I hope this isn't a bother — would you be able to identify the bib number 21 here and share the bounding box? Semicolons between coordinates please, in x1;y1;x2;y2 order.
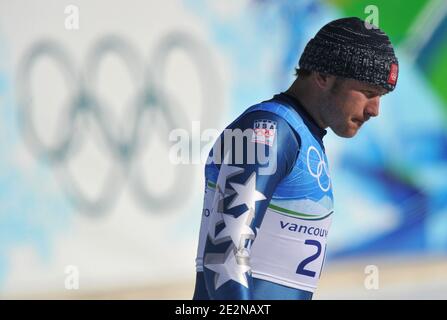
296;240;326;278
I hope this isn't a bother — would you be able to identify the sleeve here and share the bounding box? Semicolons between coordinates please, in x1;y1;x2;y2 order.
202;110;301;299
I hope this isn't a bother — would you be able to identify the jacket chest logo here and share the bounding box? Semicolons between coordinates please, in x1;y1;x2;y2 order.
306;146;331;192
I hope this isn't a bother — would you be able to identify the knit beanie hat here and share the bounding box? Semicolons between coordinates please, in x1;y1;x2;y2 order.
299;17;399;91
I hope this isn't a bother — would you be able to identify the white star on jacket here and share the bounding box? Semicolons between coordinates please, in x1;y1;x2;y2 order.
204;247;252;289
228;171;266;210
214;209;255;248
215;164;244;212
208;164;244;240
204;171;267;289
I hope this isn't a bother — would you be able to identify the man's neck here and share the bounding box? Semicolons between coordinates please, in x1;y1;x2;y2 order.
285;80;327;130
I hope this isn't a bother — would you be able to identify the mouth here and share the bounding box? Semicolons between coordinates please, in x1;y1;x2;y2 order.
352;119;364;127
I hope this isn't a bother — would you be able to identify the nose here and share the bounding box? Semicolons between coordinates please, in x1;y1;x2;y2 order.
365;96;380;119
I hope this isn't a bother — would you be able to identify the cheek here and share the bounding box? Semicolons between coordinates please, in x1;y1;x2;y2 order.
338;93;365;117
332;96;353;119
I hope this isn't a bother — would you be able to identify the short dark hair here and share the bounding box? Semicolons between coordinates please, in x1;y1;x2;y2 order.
295;68;311;78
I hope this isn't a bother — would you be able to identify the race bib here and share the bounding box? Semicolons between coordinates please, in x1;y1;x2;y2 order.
250;207;332;292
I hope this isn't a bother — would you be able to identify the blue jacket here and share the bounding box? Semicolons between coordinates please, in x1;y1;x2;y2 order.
193;93;334;300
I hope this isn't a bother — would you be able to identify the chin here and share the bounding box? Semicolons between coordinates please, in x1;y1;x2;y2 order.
334;127;358;138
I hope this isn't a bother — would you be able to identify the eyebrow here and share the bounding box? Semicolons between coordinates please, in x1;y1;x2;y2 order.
363;87;387;95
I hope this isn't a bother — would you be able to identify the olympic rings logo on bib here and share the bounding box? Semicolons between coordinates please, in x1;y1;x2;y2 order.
306;146;331;192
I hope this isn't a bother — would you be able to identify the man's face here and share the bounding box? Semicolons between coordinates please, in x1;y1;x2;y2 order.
321;78;388;138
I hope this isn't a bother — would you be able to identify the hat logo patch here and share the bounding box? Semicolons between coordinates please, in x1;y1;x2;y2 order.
387;63;398;85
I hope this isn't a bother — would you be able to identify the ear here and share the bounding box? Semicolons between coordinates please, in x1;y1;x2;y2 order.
313;72;336;90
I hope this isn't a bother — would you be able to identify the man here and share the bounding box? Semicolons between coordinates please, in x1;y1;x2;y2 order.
193;17;398;300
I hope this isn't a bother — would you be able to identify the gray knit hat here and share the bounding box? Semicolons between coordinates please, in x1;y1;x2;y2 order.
299;17;399;92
